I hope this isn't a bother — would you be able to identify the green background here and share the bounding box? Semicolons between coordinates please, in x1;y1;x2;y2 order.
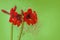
0;0;60;40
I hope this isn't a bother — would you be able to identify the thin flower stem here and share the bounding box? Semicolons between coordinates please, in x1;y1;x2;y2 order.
11;23;13;40
18;22;24;40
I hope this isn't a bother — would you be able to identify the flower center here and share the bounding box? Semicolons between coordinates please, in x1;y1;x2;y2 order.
26;14;31;19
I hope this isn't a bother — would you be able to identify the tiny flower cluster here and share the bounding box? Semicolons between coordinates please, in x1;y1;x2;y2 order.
2;6;37;27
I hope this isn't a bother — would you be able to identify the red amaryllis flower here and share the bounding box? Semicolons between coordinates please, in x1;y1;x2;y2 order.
9;6;22;27
23;9;37;25
2;6;22;27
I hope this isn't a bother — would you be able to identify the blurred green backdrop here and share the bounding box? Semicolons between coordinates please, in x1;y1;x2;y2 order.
0;0;60;40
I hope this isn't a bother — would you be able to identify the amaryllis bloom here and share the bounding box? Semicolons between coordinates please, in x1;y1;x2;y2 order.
2;6;22;27
9;6;22;27
23;9;37;25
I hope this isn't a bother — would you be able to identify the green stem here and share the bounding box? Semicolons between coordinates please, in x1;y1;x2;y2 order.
18;22;24;40
11;24;13;40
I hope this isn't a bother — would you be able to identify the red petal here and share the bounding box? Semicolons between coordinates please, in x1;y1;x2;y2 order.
13;12;18;16
10;8;14;15
13;17;17;25
26;20;30;25
27;8;32;14
13;6;17;11
16;20;20;27
9;17;13;22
